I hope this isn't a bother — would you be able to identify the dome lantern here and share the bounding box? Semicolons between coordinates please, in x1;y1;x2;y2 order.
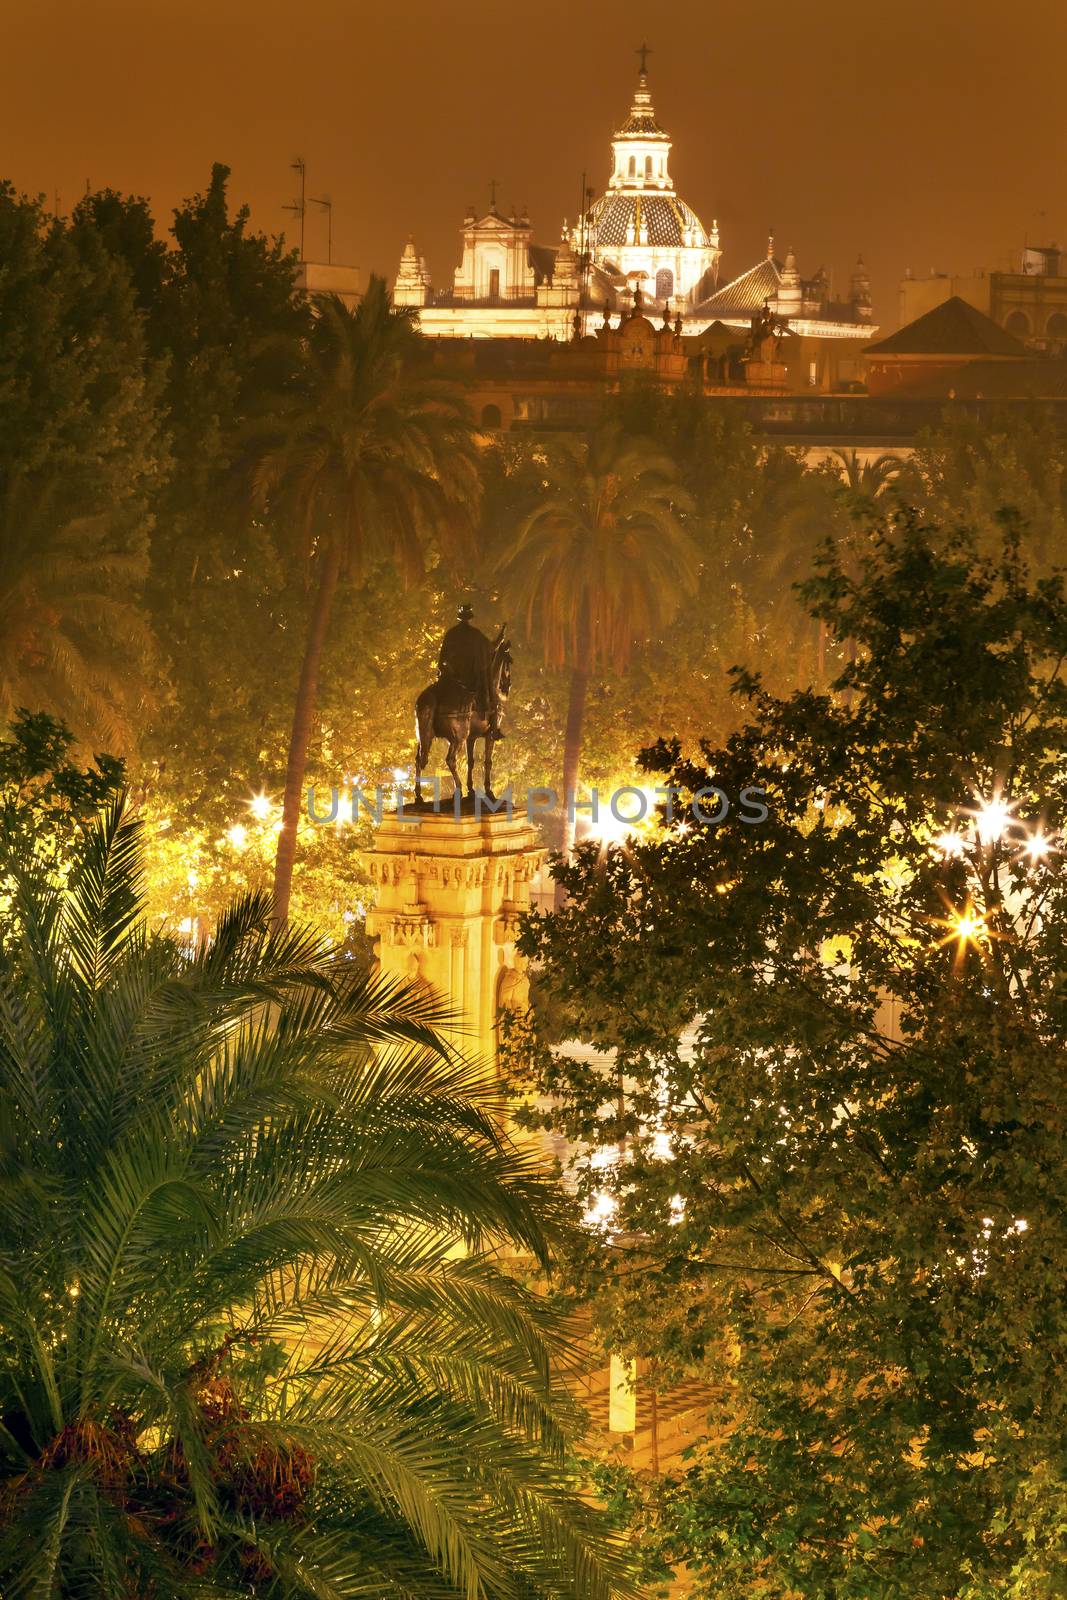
578;52;722;308
609;58;673;194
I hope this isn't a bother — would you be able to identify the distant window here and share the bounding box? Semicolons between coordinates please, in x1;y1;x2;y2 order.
644;155;653;178
488;268;500;299
628;156;636;178
1047;311;1067;338
1005;310;1030;336
655;267;674;300
480;403;502;431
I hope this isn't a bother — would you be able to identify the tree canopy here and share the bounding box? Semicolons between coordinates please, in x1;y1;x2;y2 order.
508;513;1067;1599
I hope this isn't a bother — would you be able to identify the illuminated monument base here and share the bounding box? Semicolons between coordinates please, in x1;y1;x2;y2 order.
364;809;544;1065
363;806;712;1467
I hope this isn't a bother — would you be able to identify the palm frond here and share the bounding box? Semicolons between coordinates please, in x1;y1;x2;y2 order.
0;812;633;1599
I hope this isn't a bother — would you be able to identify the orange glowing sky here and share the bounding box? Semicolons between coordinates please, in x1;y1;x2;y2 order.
4;0;1066;330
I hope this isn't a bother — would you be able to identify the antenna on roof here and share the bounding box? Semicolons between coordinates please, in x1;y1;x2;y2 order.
310;194;332;263
283;157;307;260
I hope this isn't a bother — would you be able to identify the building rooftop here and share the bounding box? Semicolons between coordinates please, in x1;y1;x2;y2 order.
867;295;1027;357
693;256;782;318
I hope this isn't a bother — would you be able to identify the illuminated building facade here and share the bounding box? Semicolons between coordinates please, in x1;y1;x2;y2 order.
393;58;875;352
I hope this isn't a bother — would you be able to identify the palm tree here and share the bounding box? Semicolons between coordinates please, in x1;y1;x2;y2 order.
0;800;634;1599
249;279;481;924
827;447;903;504
496;425;697;853
0;475;153;751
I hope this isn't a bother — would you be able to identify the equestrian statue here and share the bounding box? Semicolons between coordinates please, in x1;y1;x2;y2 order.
414;603;511;804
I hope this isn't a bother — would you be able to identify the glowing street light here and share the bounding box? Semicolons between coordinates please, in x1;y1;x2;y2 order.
227;823;248;851
935;830;966;859
248;792;272;821
586;810;635;847
945;907;986;947
583;1190;617;1229
1023;831;1053;862
974;796;1013;845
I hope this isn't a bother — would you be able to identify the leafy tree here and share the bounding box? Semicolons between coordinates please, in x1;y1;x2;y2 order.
71;167;310;728
136;564;455;957
149;163;310;509
70;169;321;931
0;799;635;1600
0;184;163;755
69;188;168;319
508;513;1067;1598
0;711;123;943
495;424;697;850
0;182;162;520
246;281;481;922
901;404;1067;570
74;164;309;503
0;476;153;749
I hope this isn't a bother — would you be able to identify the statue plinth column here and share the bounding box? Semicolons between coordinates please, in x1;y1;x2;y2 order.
364;811;545;1064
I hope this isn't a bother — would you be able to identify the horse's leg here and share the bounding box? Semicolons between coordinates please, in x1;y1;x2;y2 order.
445;729;463;803
466;730;477;798
484;727;494;801
414;705;432;802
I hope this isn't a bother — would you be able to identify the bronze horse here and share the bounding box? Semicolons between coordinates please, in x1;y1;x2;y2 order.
414;628;511;803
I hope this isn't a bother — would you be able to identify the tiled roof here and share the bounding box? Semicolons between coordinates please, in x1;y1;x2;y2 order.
693;256;782;317
590;192;708;252
616;104;667;136
865;296;1027;357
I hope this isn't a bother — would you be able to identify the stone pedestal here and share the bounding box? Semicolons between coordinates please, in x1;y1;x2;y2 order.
364;811;545;1064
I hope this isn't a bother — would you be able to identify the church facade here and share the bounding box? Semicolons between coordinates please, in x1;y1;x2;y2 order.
393;59;875;348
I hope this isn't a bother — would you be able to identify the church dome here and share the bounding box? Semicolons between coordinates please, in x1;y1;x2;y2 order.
578;58;719;301
589;191;709;254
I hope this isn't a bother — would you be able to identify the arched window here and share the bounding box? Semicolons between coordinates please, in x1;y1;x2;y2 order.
644;155;653;178
1005;310;1031;337
655;267;674;301
479;403;502;431
628;156;636;178
1047;311;1067;339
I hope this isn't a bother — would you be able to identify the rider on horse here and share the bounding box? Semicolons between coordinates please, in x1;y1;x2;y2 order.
438;604;505;739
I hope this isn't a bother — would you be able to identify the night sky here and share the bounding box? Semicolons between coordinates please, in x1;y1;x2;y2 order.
5;0;1066;332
